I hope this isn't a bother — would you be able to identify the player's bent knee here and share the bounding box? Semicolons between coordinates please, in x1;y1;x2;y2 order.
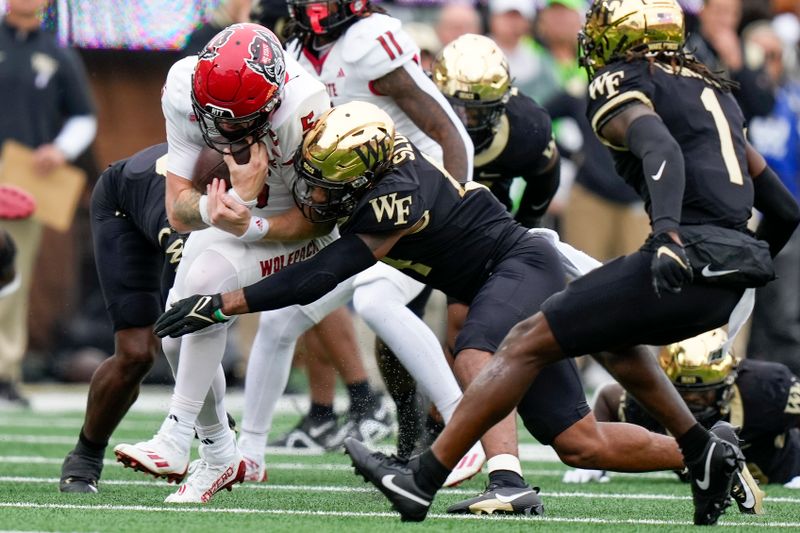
552;414;605;469
115;328;158;377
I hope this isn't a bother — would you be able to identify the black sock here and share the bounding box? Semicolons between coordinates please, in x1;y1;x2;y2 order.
76;429;107;458
488;469;528;488
677;423;712;465
347;380;376;418
309;402;335;423
416;449;449;495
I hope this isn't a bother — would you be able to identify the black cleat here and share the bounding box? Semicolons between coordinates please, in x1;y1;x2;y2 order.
687;422;740;525
344;437;434;522
446;482;544;516
709;421;765;515
270;414;341;451
59;450;103;493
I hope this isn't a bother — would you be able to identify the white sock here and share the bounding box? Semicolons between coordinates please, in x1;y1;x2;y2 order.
352;278;462;421
196;365;228;428
487;453;523;476
239;305;315;459
161;393;203;455
196;422;238;463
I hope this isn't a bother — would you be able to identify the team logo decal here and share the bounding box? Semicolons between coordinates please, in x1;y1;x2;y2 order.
246;30;286;90
198;28;234;63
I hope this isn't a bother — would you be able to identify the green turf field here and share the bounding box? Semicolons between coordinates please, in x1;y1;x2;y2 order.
1;391;798;532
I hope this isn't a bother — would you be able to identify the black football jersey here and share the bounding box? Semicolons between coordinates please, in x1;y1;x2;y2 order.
100;143;181;255
339;134;530;303
474;90;557;223
587;60;754;231
621;358;800;484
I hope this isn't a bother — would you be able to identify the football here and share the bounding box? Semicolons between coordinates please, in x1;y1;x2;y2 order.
190;145;251;192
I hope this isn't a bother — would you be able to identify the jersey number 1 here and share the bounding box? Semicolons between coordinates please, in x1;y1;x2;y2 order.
700;88;744;185
376;31;403;60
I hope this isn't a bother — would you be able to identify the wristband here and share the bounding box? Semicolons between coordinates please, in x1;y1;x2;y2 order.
238;216;270;242
227;188;258;208
213;308;231;322
198;195;212;226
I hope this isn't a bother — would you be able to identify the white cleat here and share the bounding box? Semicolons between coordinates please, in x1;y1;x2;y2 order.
114;435;189;484
444;441;486;487
165;453;246;503
243;455;268;483
562;468;610;484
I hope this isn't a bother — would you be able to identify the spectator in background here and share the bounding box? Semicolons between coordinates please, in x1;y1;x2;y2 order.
685;0;775;121
488;0;558;104
435;2;481;47
745;21;800;376
182;0;253;56
404;21;442;71
0;0;96;406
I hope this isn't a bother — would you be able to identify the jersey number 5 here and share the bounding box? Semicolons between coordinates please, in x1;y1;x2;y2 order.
700;88;744;185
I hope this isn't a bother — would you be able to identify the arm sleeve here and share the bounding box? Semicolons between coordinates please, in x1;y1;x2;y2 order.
515;152;560;227
625;114;685;234
242;234;377;312
753;165;800;257
53;115;97;161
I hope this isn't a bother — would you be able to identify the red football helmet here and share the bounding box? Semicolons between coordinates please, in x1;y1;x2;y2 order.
191;23;286;153
287;0;369;36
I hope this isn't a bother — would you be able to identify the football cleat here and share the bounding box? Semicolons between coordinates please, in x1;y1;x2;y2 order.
443;440;486;487
708;421;765;515
243;454;268;483
446;482;544;516
0;185;35;220
270;415;341;451
113;434;189;484
59;450;103;493
332;397;395;449
344;437;434;522
686;421;741;525
164;451;246;503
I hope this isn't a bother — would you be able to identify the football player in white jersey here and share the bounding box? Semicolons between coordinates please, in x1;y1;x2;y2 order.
239;0;481;481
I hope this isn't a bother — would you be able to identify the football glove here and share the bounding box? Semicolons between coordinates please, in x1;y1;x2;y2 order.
154;293;229;338
650;232;693;297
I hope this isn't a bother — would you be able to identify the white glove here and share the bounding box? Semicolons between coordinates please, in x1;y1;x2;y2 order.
562;468;610;484
784;475;800;489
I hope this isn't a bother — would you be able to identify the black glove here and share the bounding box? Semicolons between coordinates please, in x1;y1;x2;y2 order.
154;293;229;338
650;232;693;297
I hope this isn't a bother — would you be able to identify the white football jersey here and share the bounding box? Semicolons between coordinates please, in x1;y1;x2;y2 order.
287;13;472;179
161;54;330;217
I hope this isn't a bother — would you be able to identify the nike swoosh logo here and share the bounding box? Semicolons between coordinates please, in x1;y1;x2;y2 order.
737;473;755;507
495;490;534;503
187;296;215;323
381;475;430;506
651;160;666;181
657;246;688;269
695;441;715;491
701;265;739;277
308;421;335;439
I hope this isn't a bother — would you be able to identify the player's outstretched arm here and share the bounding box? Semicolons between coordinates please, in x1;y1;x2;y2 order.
747;142;800;257
154;231;404;337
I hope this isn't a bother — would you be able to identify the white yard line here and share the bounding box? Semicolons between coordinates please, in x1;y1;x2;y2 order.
0;501;798;528
4;476;800;504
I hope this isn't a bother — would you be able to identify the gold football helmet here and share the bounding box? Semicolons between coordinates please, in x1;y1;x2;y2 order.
293;101;395;222
579;0;685;77
431;34;511;151
659;328;738;423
